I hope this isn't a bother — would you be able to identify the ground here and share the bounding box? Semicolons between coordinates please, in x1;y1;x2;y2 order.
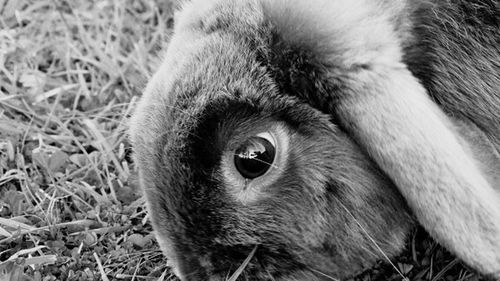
0;0;490;280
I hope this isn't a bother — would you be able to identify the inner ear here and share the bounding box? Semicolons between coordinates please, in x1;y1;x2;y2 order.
336;64;500;276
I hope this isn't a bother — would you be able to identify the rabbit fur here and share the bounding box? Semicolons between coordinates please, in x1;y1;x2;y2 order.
130;0;500;280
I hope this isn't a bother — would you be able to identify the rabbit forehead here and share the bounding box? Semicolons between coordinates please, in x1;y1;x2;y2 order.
136;0;409;130
176;0;408;67
160;0;414;121
130;32;268;162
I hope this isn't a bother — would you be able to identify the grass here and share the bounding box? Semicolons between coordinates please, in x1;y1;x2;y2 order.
0;0;490;280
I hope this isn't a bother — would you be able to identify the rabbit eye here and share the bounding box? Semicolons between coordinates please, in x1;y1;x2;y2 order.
234;133;276;179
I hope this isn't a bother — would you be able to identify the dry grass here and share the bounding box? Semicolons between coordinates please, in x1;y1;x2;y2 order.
0;0;489;280
1;0;174;279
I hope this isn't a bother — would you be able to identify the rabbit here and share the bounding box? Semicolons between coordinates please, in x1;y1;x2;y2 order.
130;0;500;280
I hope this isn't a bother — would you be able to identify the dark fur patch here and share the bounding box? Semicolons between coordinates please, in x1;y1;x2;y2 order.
405;0;500;151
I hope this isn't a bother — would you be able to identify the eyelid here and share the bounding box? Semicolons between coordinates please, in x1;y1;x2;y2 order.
256;132;276;147
221;123;290;204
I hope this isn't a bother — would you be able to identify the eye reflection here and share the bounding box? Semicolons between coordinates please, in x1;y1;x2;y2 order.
234;135;276;179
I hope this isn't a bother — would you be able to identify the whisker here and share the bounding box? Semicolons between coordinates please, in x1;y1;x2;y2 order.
308;268;341;281
334;197;409;281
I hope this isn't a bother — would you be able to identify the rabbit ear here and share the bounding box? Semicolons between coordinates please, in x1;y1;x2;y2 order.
336;64;500;277
262;0;500;275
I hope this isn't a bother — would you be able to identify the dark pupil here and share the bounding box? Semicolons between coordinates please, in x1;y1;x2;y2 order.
234;137;276;179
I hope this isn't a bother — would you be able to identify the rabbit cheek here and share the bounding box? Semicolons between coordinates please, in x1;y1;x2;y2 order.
153;231;210;281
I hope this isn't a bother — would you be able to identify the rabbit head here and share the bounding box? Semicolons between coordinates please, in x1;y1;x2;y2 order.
130;1;413;280
130;0;500;280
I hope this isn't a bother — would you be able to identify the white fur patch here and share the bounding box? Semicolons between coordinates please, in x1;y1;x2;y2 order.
339;65;500;275
261;0;406;68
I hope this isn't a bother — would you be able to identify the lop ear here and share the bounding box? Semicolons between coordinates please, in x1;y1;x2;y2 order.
336;65;500;277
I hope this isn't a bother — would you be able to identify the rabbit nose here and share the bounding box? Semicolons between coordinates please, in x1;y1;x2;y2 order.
174;253;210;281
